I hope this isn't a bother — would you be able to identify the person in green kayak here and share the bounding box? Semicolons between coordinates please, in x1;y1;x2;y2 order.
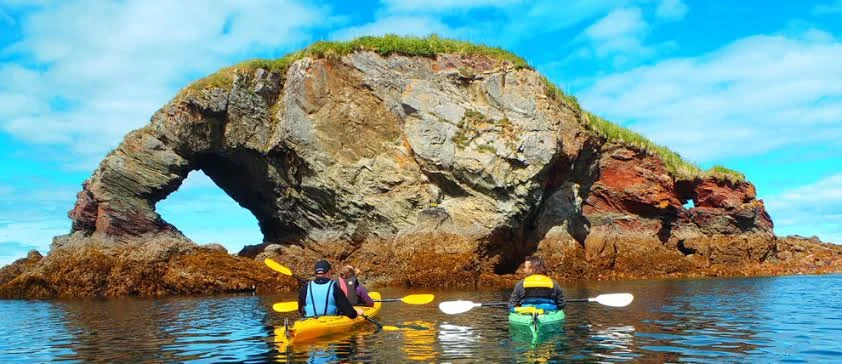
508;256;566;312
337;265;375;307
298;260;364;318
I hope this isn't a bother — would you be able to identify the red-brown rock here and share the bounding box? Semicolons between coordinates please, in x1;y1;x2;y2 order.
694;178;756;209
585;146;683;222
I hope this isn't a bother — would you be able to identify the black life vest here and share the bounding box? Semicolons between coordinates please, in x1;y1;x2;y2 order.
337;277;359;305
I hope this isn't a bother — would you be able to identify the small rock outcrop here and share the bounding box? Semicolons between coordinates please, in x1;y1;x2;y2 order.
2;37;839;297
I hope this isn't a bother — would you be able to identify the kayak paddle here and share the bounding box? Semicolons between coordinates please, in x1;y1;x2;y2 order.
271;293;434;312
273;301;300;312
373;294;435;305
568;293;634;307
438;301;506;314
361;315;400;331
438;293;634;315
264;258;307;282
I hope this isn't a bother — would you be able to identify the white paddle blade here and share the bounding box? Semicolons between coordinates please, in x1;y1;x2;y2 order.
592;293;634;307
438;300;479;315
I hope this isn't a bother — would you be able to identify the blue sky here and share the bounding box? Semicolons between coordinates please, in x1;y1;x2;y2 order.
1;0;841;265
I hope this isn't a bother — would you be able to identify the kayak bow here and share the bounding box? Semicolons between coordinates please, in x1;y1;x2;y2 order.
508;306;566;342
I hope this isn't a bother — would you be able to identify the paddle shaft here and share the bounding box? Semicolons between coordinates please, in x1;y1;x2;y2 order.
459;297;625;310
361;314;383;329
470;299;588;308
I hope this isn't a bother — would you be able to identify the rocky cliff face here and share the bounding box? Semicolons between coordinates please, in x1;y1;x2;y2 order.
2;45;839;298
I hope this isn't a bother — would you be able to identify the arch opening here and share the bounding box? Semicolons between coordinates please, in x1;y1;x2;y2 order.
155;170;263;254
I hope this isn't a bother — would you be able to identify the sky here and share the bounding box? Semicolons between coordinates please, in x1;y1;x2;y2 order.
1;0;840;265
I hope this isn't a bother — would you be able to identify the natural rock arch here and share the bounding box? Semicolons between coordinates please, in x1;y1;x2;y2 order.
65;54;580;260
67;69;300;245
63;50;773;275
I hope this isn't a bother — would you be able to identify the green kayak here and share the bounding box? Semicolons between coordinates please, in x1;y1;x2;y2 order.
508;307;566;342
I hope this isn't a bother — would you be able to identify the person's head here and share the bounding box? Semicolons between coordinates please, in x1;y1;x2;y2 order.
314;260;332;277
339;265;359;279
523;256;547;275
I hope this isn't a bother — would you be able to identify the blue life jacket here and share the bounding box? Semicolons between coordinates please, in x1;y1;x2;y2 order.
304;280;338;317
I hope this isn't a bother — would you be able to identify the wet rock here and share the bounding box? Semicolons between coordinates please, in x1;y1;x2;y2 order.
0;238;295;299
0;250;42;288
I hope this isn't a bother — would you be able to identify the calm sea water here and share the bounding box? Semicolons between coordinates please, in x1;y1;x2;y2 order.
2;274;841;363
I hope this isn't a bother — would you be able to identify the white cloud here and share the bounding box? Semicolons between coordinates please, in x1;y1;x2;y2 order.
330;16;454;41
579;30;842;162
586;7;648;40
380;0;522;13
584;7;651;58
517;0;642;32
655;0;688;21
812;0;842;15
0;0;330;171
765;173;842;244
332;0;649;49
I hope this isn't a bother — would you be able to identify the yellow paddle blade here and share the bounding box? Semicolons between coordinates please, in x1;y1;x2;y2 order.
264;258;293;276
382;325;400;331
401;294;435;305
272;301;299;312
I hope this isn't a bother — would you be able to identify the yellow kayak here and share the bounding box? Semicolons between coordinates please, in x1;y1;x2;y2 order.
275;291;382;346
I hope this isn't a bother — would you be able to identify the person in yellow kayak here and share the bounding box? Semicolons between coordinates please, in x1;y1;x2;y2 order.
337;265;375;307
298;260;364;318
508;256;566;312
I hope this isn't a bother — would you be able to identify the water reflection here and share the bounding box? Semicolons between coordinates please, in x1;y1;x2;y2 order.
399;320;437;362
589;325;637;362
437;323;481;360
272;323;378;363
1;275;841;362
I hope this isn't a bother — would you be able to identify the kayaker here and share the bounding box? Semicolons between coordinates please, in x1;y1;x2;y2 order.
337;265;376;307
508;256;566;312
298;260;364;318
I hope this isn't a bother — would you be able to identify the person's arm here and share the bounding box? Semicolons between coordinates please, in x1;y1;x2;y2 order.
332;282;359;319
508;281;525;311
553;281;566;309
356;283;375;307
298;283;308;315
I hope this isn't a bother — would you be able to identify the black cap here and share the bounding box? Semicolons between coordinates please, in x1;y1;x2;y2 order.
314;260;331;274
